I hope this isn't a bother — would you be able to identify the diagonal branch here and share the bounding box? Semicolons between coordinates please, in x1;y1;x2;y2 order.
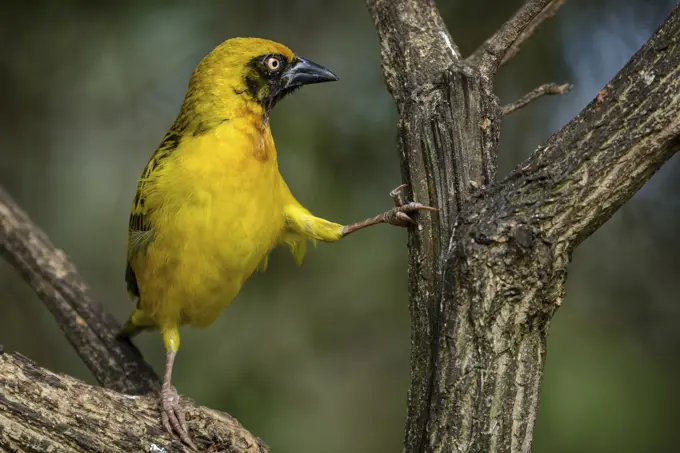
491;3;680;254
502;82;572;115
0;351;266;453
469;0;568;76
0;187;159;395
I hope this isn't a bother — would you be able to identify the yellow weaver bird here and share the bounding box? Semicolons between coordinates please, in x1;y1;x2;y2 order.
119;37;434;446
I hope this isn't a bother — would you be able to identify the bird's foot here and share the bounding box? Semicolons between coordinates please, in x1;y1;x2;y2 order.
161;385;197;450
382;184;438;227
340;184;437;237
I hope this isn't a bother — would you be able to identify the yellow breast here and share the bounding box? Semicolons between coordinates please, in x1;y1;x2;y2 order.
135;118;285;328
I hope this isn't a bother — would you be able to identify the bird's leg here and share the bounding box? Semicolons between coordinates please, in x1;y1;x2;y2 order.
341;184;437;237
160;329;196;450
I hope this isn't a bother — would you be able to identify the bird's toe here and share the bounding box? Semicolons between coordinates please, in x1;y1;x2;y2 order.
160;387;197;450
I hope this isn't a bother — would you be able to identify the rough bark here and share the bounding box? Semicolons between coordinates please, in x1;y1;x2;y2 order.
0;352;267;453
367;1;680;453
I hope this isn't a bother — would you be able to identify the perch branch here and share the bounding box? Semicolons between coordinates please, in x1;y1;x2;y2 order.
0;351;266;453
502;82;572;115
469;0;567;76
0;187;158;395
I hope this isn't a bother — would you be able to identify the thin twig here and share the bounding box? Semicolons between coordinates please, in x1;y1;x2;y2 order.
469;0;568;76
0;187;159;394
502;82;572;115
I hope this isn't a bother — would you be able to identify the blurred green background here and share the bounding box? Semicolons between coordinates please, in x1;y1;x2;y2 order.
1;0;679;452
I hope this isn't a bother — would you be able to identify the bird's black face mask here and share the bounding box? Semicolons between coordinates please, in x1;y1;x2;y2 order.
245;54;338;113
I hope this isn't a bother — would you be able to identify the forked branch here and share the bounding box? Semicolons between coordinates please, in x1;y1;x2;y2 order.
367;1;679;453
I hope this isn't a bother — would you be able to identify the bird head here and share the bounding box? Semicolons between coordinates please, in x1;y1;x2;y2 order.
184;38;338;121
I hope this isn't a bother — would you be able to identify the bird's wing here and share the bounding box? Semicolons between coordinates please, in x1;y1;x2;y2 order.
125;129;182;300
274;177;343;268
252;179;306;271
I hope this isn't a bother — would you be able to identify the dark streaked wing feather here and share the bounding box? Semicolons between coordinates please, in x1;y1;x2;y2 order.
125;128;182;300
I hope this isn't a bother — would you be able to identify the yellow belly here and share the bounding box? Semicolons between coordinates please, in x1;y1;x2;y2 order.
133;120;284;328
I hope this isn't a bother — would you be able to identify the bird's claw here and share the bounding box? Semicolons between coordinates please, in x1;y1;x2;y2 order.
390;183;408;207
161;385;197;450
384;185;438;228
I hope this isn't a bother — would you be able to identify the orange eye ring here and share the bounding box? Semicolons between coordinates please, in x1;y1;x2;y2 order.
265;56;281;71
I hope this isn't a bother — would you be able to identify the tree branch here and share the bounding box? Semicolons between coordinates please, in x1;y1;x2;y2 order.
0;187;158;394
496;4;680;251
0;351;266;453
469;0;568;76
502;82;572;115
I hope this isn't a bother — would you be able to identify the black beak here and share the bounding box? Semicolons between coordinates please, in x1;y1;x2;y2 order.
283;57;339;89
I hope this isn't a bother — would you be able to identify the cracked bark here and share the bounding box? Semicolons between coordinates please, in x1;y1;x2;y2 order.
367;1;679;452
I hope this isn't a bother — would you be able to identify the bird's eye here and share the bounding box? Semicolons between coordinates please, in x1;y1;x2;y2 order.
265;56;282;72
